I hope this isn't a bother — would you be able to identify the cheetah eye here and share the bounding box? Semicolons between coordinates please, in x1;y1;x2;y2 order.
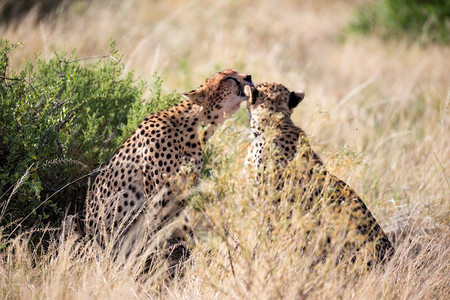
223;76;239;85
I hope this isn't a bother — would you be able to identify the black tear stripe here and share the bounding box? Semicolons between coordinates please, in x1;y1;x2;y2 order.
224;77;243;96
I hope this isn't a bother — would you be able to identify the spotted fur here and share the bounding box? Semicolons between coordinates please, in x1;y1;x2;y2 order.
84;69;254;268
245;82;394;266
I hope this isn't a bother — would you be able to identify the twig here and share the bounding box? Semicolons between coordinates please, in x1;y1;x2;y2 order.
47;91;75;116
0;75;23;81
57;54;116;77
201;210;238;278
224;228;237;278
54;108;76;132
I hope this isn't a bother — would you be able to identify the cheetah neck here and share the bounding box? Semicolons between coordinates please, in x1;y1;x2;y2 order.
249;115;322;168
250;113;298;142
171;100;225;146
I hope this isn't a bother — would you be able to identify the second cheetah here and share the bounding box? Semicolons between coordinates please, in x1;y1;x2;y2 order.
245;83;394;266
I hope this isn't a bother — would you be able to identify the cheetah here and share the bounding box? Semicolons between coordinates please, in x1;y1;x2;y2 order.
244;83;394;266
84;69;254;267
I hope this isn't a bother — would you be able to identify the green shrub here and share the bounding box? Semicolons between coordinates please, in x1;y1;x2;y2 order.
348;0;450;44
0;40;181;237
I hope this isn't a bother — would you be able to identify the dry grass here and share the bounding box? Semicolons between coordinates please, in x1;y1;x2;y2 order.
1;0;449;299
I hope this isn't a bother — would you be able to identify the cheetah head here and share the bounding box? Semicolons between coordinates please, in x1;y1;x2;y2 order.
245;82;305;123
183;69;254;119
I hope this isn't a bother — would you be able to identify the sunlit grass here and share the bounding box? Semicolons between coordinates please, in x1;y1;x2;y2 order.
0;0;449;299
0;115;448;298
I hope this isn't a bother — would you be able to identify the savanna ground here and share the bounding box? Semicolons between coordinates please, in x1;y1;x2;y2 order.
0;0;449;299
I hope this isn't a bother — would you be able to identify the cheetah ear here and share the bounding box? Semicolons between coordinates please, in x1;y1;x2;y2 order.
244;85;258;105
288;90;305;109
183;88;206;106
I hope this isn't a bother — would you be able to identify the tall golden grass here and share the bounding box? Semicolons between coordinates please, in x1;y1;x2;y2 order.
1;0;449;299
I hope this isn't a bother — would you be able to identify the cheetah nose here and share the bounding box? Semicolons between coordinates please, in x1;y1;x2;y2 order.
244;75;254;87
